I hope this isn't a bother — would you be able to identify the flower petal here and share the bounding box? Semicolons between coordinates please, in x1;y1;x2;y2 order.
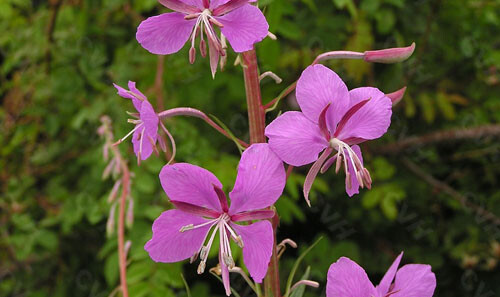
159;163;223;212
296;65;350;131
231;221;273;283
391;264;436;297
140;100;159;139
144;209;212;262
158;0;201;13
326;257;376;297
210;0;255;9
229;143;285;214
113;82;142;111
345;145;363;197
376;252;403;296
336;87;392;141
136;12;196;55
265;111;329;167
132;125;154;161
216;5;269;53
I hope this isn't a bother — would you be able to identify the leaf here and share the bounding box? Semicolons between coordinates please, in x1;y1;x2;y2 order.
436;92;456;120
284;237;323;297
289;266;311;297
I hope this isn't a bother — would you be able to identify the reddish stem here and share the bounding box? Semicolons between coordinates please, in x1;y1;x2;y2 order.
117;161;130;297
242;50;266;143
241;49;281;297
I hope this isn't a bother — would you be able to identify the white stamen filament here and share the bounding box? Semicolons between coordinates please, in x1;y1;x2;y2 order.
180;213;240;274
329;138;372;188
116;123;143;144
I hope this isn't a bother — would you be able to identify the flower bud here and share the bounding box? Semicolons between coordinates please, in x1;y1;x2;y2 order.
364;43;415;64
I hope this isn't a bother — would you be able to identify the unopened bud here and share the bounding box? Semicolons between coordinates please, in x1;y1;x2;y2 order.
108;180;122;203
124;240;132;258
106;203;117;237
189;47;196;64
364;43;415;64
386;86;407;106
126;197;134;228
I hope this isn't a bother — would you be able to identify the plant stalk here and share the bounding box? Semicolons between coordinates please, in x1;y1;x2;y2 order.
241;48;281;297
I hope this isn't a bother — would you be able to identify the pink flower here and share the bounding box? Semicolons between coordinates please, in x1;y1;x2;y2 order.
144;143;285;296
265;65;393;203
136;0;269;77
327;252;436;297
113;81;160;162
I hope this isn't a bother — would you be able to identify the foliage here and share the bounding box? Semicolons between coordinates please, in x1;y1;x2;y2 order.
1;0;499;296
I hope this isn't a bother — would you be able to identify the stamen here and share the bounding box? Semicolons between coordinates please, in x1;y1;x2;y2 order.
127;119;141;124
197;261;206;274
114;123;143;145
335;153;342;173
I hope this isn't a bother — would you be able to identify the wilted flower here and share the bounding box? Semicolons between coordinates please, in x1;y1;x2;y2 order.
136;0;269;77
327;252;436;297
265;65;393;203
144;143;285;296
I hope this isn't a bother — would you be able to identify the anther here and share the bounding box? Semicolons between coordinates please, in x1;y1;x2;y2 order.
197;261;206;274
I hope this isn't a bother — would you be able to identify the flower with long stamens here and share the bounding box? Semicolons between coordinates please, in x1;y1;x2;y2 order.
265;64;393;204
113;81;175;164
136;0;269;77
144;143;285;296
327;252;436;297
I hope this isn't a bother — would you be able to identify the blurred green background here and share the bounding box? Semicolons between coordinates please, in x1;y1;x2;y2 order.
1;0;500;296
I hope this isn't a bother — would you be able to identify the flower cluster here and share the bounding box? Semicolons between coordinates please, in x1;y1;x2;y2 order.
107;1;436;296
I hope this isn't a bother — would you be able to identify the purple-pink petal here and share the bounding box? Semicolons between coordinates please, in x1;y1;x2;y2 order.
220;250;231;296
296;65;350;131
391;264;436;297
229;143;285;214
336;87;392;141
326;257;377;297
159;163;224;212
210;0;255;9
140;100;159;138
216;5;269;53
231;221;273;283
136;12;196;55
145;209;212;262
265;111;329;167
376;252;403;295
345;145;363;197
132;125;155;160
113;82;142;112
158;0;201;14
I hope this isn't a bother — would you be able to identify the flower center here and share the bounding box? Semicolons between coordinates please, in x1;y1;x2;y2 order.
329;138;372;190
187;9;225;64
180;212;243;274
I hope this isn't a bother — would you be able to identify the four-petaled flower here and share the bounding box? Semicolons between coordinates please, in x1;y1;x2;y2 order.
144;143;285;296
265;64;393;203
113;81;163;163
136;0;269;77
327;252;436;297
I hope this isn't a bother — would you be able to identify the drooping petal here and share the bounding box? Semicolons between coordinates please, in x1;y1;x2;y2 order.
326;257;377;297
140;100;159;140
296;64;350;131
113;82;142;112
376;252;403;296
391;264;436;297
345;145;363;197
132;125;154;161
336;87;392;141
265;111;329;167
144;209;212;262
231;221;273;283
136;12;196;55
216;5;269;52
229;143;285;214
159;163;224;212
303;147;333;206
